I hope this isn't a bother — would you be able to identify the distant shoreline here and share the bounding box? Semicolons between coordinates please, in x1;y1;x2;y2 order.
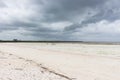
0;40;120;45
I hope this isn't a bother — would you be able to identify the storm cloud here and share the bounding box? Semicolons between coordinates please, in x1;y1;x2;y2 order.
0;0;120;41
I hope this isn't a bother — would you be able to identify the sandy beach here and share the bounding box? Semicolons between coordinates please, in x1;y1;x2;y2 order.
0;43;120;80
0;49;70;80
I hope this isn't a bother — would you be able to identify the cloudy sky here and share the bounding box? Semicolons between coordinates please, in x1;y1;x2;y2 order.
0;0;120;41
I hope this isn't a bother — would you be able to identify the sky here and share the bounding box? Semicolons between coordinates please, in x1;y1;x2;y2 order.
0;0;120;41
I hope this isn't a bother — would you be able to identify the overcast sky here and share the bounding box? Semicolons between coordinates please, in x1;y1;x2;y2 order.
0;0;120;41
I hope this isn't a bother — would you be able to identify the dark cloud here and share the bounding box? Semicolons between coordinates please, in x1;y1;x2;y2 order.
81;8;120;25
61;0;120;32
64;23;82;31
40;0;107;22
25;0;108;38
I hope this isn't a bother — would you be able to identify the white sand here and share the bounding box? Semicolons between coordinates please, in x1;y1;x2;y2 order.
0;50;70;80
0;43;120;80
